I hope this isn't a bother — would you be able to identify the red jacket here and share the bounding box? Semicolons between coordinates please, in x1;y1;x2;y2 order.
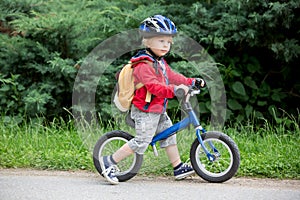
131;52;194;113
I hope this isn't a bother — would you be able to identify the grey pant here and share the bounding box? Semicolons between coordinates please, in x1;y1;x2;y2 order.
127;105;177;154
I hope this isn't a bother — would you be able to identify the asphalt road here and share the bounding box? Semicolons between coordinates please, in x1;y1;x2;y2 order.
0;169;299;200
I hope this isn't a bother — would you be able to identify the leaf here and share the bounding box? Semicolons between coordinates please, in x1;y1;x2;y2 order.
253;110;264;119
228;99;243;110
236;114;245;122
245;104;253;118
271;92;282;102
0;85;10;92
230;69;241;77
225;109;233;120
257;101;267;106
257;82;271;97
232;81;246;96
244;76;258;89
246;63;260;74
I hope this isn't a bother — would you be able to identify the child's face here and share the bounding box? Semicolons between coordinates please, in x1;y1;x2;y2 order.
146;36;173;57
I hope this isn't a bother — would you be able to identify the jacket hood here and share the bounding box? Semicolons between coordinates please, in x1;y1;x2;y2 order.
130;50;155;63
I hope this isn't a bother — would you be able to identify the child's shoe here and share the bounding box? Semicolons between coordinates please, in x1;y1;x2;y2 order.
174;163;195;180
100;156;119;185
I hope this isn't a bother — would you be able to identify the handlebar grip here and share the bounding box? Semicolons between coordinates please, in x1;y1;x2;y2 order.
175;88;185;98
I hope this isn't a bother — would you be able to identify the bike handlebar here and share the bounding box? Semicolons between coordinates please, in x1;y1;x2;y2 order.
175;87;201;99
175;87;201;111
175;88;186;98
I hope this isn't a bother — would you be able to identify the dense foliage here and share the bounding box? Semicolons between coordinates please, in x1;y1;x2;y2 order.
1;0;299;125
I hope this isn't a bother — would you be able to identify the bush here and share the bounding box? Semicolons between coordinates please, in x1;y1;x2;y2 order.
1;0;299;125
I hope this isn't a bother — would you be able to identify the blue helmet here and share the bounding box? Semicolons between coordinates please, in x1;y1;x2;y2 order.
139;15;177;38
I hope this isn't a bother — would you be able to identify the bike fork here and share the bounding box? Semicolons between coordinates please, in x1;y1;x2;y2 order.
195;126;217;162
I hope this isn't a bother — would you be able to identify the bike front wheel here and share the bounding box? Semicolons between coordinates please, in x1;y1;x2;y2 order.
93;130;143;182
190;131;240;183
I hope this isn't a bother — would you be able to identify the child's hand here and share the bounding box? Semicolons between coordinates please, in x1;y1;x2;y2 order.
195;78;206;88
175;84;189;95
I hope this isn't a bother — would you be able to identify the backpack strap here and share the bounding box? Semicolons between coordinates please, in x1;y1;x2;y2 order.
131;60;153;103
135;82;152;103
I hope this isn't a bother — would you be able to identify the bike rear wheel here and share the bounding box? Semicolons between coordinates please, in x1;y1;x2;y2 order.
190;131;240;183
93;130;143;182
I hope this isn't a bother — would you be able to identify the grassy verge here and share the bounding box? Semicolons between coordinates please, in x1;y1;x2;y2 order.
227;122;300;179
0;118;93;170
0;115;299;179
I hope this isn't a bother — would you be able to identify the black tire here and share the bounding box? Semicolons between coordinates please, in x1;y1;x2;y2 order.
93;130;143;182
190;131;240;183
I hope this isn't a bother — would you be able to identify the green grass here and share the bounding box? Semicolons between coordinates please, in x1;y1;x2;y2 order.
227;123;300;179
0;115;299;179
0;117;93;170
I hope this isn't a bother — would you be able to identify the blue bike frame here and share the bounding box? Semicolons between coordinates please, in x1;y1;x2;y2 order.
149;94;218;162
